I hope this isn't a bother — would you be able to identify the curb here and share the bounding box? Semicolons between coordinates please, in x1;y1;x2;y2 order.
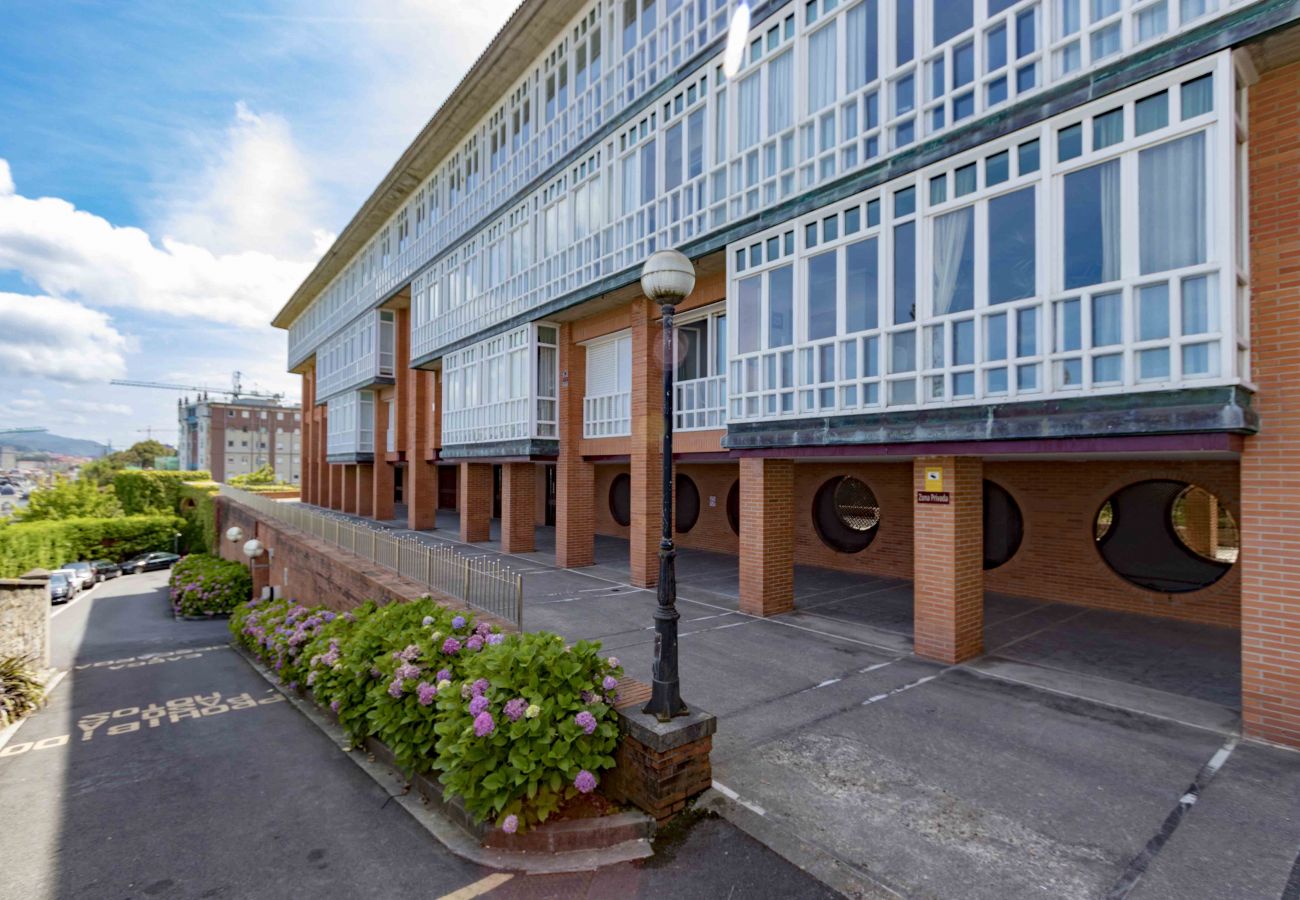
230;642;654;874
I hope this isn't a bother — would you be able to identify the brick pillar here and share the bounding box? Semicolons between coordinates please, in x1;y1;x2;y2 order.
313;407;328;507
460;462;492;543
629;298;663;587
1242;59;1300;748
301;370;315;505
501;462;536;553
556;323;595;567
327;463;343;510
738;458;794;616
1179;488;1216;558
912;456;983;664
356;464;374;517
340;464;359;514
407;368;438;530
373;397;395;520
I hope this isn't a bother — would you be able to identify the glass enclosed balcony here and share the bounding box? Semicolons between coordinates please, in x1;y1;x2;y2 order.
326;390;375;459
315;310;396;402
441;323;559;447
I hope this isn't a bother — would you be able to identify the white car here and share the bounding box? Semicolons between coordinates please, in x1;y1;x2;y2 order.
58;561;95;592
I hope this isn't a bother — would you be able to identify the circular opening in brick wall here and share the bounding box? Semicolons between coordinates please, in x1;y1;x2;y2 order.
675;474;700;533
1094;480;1236;593
608;473;631;528
812;476;880;554
983;480;1023;570
726;480;740;536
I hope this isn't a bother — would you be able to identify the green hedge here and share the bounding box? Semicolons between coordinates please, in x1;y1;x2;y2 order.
113;470;211;515
231;597;623;834
177;482;219;554
0;515;184;577
169;554;251;616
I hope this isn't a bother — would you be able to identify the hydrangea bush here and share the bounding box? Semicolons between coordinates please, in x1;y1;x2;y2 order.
228;596;623;832
168;553;252;617
434;632;623;831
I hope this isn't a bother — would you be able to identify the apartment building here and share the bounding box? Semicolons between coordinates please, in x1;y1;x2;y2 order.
178;396;303;484
272;0;1300;747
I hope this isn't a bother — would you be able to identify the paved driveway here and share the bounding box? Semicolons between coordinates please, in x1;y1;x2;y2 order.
0;572;835;899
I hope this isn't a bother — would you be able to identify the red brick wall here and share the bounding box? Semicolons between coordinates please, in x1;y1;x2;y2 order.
738;458;794;616
1242;59;1300;747
913;457;984;663
984;459;1240;628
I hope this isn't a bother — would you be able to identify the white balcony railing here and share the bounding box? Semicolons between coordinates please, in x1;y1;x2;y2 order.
441;324;559;447
674;375;726;431
583;391;631;438
316;311;396;402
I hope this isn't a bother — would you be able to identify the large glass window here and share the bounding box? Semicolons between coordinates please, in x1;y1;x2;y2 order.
988;187;1036;302
769;265;795;347
894;221;917;324
933;206;975;314
847;0;880;89
770;51;794;134
808;250;838;339
845;238;879;332
738;276;761;353
1063;159;1120;289
934;0;974;44
808;23;838;113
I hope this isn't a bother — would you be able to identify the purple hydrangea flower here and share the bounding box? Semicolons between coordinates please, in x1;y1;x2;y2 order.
575;711;597;735
469;694;489;716
473;712;495;737
502;814;518;834
442;638;461;655
607;657;620;668
466;635;484;652
486;633;504;646
422;615;435;627
436;668;452;683
472;678;490;697
575;770;597;794
399;644;421;662
581;690;595;704
602;675;618;692
395;662;421;681
475;621;492;637
330;699;340;713
451;615;467;630
504;698;527;722
416;682;437;706
387;679;404;698
370;667;383;679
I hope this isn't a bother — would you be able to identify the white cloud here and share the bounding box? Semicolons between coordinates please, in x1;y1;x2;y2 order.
0;293;129;382
57;398;132;416
0;159;318;329
161;102;333;261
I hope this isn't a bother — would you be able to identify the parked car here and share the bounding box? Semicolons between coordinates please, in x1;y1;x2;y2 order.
51;568;80;597
90;559;121;581
59;561;95;592
120;552;181;575
48;572;72;604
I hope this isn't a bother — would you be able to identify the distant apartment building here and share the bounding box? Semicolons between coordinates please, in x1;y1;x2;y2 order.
177;397;302;484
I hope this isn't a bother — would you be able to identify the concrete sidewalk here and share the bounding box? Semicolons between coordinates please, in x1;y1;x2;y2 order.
311;505;1298;899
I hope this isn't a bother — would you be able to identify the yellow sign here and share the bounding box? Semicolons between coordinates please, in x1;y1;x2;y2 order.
924;466;944;492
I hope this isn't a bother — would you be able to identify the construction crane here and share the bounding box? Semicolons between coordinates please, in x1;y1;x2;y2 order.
110;370;283;402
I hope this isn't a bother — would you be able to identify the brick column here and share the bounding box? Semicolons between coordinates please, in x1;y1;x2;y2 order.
327;463;343;510
556;323;595;567
313;407;328;508
301;370;315;505
406;368;438;530
629;298;663;587
356;464;374;517
460;462;492;543
912;456;983;664
373;397;395;521
1242;59;1300;748
738;458;794;616
340;464;359;514
501;462;536;553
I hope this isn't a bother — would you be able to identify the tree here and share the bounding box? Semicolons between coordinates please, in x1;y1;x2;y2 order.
15;475;122;522
78;440;178;486
228;464;280;487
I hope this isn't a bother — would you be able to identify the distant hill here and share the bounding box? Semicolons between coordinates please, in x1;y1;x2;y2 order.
2;432;111;458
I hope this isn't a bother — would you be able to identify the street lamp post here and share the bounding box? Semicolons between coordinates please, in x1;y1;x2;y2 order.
639;249;696;722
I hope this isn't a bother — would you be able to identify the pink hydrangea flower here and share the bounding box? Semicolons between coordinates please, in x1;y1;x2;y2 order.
387;679;403;698
442;637;461;655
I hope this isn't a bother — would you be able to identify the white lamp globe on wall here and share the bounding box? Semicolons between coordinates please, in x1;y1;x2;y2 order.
225;526;244;543
640;249;696;305
242;538;265;560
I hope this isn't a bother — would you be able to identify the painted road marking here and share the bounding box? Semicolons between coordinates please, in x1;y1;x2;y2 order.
0;669;68;755
712;780;767;816
74;644;229;671
50;579;104;619
437;872;514;900
862;673;941;706
0;688;285;760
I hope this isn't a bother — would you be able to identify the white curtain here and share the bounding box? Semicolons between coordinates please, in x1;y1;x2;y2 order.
808;22;838;112
768;51;793;135
1139;132;1206;275
1099;158;1121;283
738;74;761;150
846;0;878;89
933;207;973;315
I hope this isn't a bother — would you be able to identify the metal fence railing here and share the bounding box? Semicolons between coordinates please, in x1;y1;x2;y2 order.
218;486;524;629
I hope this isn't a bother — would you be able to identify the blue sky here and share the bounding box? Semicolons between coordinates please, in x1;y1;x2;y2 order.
0;0;518;452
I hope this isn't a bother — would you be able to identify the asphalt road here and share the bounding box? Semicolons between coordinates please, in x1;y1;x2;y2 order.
0;571;839;900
